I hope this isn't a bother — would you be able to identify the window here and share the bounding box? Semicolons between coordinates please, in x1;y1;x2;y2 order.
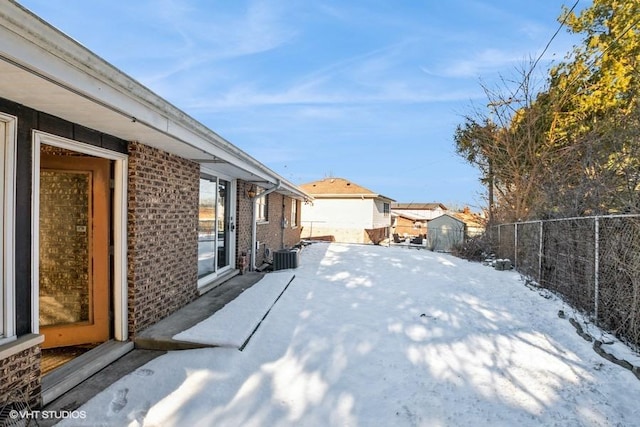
0;114;16;343
257;191;269;222
291;199;298;227
383;202;390;217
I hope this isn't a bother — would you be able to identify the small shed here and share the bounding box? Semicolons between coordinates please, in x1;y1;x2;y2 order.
427;214;466;252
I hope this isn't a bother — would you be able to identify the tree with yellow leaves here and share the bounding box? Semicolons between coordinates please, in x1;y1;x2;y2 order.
456;0;640;221
545;0;640;214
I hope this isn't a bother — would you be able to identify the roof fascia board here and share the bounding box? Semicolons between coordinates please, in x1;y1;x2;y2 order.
429;214;465;224
312;193;394;201
274;183;313;201
311;194;377;199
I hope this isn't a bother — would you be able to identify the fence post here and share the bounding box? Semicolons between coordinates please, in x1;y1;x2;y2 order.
514;223;518;269
594;216;600;325
538;221;543;284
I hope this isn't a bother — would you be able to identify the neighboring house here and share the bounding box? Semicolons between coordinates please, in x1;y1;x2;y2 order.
452;206;486;238
426;214;466;252
0;2;311;408
300;177;395;244
391;202;448;221
391;211;429;238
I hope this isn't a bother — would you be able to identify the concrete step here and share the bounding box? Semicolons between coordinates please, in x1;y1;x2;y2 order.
42;340;134;406
134;271;265;351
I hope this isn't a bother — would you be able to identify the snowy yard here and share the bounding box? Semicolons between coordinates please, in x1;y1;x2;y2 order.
63;243;640;426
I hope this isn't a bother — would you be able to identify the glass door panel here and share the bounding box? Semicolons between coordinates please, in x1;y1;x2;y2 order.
198;177;217;279
217;180;230;269
39;155;110;349
39;170;91;326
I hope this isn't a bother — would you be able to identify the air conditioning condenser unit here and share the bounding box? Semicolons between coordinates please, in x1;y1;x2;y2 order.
273;249;300;270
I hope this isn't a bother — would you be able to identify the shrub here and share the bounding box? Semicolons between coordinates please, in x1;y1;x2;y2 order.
451;234;493;262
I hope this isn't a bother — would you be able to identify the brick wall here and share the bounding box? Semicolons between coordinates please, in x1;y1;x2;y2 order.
236;180;253;263
127;142;199;337
236;180;302;267
281;196;301;248
0;345;41;409
255;191;284;263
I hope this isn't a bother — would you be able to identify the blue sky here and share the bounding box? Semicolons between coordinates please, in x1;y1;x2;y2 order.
18;0;585;209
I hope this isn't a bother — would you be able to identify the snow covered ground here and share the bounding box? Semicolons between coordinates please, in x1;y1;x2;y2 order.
61;243;640;426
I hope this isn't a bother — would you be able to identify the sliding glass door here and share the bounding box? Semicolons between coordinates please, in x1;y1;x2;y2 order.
198;175;234;285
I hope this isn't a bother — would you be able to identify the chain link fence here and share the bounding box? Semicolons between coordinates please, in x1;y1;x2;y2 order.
493;214;640;349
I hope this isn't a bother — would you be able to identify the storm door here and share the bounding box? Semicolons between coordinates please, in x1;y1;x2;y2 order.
39;155;110;349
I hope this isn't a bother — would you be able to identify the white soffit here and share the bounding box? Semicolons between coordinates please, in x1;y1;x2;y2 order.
0;57;212;161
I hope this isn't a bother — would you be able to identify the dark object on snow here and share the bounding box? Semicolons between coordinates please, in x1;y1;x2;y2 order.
392;233;405;243
273;249;300;270
593;340;640;380
494;259;512;271
569;317;593;342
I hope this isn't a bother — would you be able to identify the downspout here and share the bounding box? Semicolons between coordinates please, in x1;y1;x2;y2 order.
250;180;282;271
281;199;286;250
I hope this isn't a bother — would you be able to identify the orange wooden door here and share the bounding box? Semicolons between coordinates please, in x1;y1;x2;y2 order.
39;155;110;349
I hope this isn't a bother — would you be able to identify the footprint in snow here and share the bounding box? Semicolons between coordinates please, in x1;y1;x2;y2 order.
135;368;155;377
109;388;128;414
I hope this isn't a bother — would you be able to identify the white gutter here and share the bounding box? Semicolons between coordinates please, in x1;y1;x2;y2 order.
250;180;282;271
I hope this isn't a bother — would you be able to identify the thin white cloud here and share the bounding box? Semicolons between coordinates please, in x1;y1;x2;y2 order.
435;48;525;78
237;0;297;54
186;82;483;111
182;37;486;112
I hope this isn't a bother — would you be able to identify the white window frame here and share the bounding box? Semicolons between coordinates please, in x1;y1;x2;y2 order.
257;190;269;223
0;113;17;346
31;131;129;342
291;199;298;228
